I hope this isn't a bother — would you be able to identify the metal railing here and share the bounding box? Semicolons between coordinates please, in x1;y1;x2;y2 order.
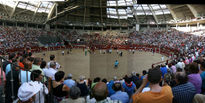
0;56;57;103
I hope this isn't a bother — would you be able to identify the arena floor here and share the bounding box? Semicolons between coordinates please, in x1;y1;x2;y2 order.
34;49;167;80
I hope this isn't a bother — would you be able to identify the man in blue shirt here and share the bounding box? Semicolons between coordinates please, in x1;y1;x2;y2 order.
160;64;167;78
64;73;76;88
110;82;129;103
172;72;196;103
114;60;119;68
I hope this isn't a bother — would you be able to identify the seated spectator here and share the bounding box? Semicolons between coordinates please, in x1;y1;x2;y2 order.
93;82;121;103
172;72;196;103
140;70;147;80
170;62;177;73
110;82;129;103
176;59;185;71
64;73;76;88
188;63;202;93
101;78;108;84
77;76;89;97
60;86;85;103
91;77;101;89
16;82;41;103
200;61;205;93
132;68;173;103
160;64;168;78
107;77;117;97
193;94;205;103
122;76;136;98
47;55;61;69
44;61;57;80
19;61;32;84
52;71;69;100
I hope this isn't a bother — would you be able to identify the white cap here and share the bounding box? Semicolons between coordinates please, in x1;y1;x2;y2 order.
18;82;41;102
68;73;72;78
79;75;85;81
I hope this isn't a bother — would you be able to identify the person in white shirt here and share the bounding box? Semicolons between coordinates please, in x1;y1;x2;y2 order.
44;61;57;80
161;56;164;61
176;59;185;71
30;70;49;103
47;55;61;70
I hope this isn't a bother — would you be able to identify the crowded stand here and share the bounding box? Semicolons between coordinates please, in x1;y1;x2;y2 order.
1;25;205;103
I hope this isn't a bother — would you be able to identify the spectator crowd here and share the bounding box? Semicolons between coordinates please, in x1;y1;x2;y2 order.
0;27;205;103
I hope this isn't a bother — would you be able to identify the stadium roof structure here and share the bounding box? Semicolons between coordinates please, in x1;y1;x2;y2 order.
0;0;205;26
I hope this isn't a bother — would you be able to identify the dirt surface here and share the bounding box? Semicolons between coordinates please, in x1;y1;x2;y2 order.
34;49;168;80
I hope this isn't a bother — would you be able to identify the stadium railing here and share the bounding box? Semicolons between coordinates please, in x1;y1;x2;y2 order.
0;56;57;103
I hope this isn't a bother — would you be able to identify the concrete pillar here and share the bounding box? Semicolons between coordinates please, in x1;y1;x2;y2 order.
197;22;199;29
166;24;169;30
147;25;150;29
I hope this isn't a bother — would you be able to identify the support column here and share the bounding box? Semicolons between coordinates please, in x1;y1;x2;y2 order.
166;24;169;30
197;22;199;29
147;25;150;29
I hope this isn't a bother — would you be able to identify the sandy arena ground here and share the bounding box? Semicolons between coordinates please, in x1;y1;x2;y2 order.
34;49;167;80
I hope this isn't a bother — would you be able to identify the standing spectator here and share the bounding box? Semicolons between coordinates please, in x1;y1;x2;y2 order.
18;57;26;69
114;60;119;68
19;61;32;84
16;81;41;103
2;53;16;72
47;55;61;69
40;61;47;74
188;63;202;93
44;61;57;80
132;68;173;103
30;57;42;73
5;62;20;103
110;82;129;103
30;70;48;103
64;73;76;88
172;72;196;103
